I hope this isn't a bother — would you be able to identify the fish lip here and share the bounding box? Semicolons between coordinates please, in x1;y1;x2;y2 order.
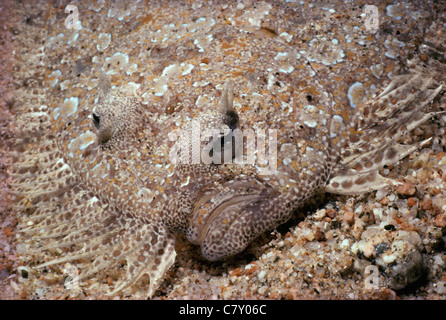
188;177;275;244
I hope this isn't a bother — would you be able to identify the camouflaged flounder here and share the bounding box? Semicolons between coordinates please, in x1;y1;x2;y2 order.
11;0;445;297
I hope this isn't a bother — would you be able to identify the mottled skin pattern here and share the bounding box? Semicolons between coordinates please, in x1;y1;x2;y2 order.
11;0;445;297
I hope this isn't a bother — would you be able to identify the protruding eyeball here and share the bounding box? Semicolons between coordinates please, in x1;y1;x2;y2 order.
91;91;144;148
204;81;240;164
223;110;239;130
91;106;114;145
92;112;100;129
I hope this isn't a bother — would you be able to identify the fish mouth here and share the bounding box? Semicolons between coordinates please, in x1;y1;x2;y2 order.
187;176;276;245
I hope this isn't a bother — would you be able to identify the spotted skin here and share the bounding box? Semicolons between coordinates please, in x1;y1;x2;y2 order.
11;0;445;298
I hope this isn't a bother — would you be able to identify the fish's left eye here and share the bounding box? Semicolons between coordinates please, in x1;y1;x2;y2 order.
92;113;100;129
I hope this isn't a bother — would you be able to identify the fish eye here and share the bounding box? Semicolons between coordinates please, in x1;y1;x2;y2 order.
92;113;100;129
224;110;239;130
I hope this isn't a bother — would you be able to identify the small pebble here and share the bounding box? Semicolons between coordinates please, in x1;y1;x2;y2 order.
230;268;243;277
421;198;433;211
407;197;417;207
244;263;257;276
314;230;326;242
396;181;416;196
343;211;355;225
436;213;446;228
3;227;13;237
